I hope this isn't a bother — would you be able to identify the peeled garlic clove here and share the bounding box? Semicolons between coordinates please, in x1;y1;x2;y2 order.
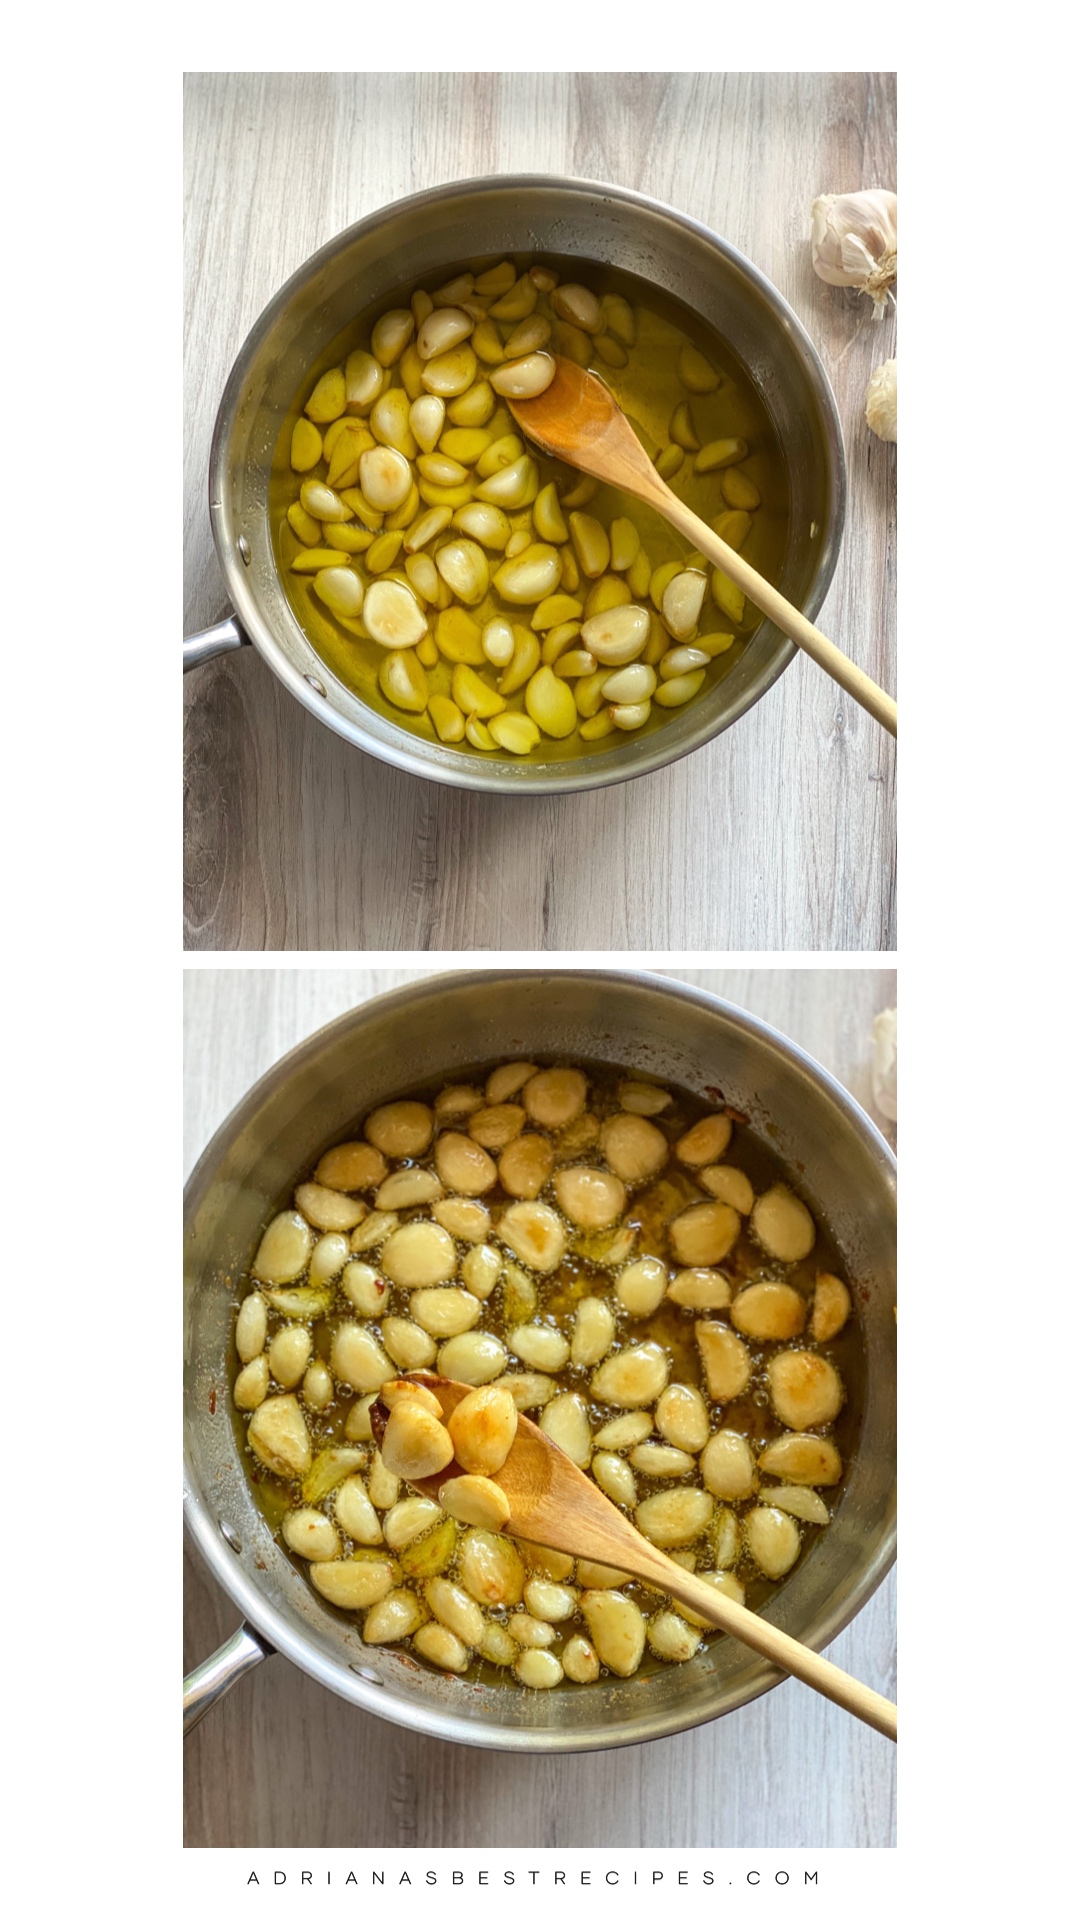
580;1590;646;1676
630;1443;694;1478
496;1201;566;1273
601;664;656;705
654;669;706;708
760;1484;830;1525
677;345;720;393
730;1281;807;1341
758;1432;842;1486
666;1266;731;1310
488;712;540;756
437;1332;508;1387
316;1140;387;1190
634;1487;715;1548
233;1354;269;1409
700;1429;755;1499
810;190;897;313
866;359;897;443
591;1342;669;1409
674;1113;732;1168
409;394;446;452
313;568;364;619
364;1100;433;1157
499;1132;555;1200
504;315;552;356
381;1315;437;1369
371;309;415;367
744;1505;801;1578
669;1199;740;1267
330;1325;396;1394
410;1289;481;1339
248;1394;311;1478
378;648;428;714
599;1112;668;1184
694;437;748;472
416;307;474;360
363;580;427;650
525;666;577;739
593;1411;652;1450
380;1402;455;1479
435;539;489;607
305;368;346;423
811;1274;852;1343
554;1165;626;1230
660;646;710;680
697;1166;754;1213
767;1351;843;1430
375;1167;442;1211
381;1219;457;1288
235;1292;267;1363
570;1295;616;1368
490;352;556;398
551;283;604;332
695;1321;751;1402
661;570;707;640
751;1185;816;1263
299;479;350;523
654;1383;710;1452
360;446;412;512
482;617;516;667
252;1209;313;1283
446;1384;518;1474
615;1257;667;1318
345;349;383;413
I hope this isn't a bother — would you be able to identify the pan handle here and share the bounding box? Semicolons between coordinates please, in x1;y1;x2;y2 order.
183;1621;273;1735
184;614;251;673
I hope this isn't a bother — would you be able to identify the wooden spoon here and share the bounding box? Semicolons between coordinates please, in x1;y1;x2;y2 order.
372;1375;897;1741
508;358;897;738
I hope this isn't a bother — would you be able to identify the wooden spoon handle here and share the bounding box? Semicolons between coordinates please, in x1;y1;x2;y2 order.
646;479;897;738
656;1558;897;1740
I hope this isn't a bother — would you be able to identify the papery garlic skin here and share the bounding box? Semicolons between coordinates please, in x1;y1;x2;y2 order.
865;360;897;443
871;1008;897;1121
811;190;897;314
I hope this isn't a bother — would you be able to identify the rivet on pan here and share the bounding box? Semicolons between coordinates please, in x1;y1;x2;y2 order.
304;675;327;698
238;534;252;566
350;1664;385;1686
220;1521;243;1554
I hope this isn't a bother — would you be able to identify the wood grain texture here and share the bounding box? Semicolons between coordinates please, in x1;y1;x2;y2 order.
183;74;896;952
184;966;897;1847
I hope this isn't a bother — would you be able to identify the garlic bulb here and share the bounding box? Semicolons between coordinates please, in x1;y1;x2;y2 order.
810;190;897;314
871;1008;897;1122
865;360;897;443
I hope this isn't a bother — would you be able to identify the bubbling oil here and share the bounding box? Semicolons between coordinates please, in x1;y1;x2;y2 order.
231;1058;861;1692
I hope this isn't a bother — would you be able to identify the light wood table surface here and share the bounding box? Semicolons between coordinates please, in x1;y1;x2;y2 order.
183;73;896;953
184;966;897;1848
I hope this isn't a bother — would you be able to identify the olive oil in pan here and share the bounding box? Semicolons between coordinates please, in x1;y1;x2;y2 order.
231;1060;859;1689
269;257;791;762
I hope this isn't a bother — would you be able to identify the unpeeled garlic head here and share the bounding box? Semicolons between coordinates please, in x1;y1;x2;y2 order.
865;360;897;443
811;190;897;314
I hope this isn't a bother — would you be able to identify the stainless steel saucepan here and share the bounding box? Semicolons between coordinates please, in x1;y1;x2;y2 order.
184;969;895;1748
184;175;845;794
